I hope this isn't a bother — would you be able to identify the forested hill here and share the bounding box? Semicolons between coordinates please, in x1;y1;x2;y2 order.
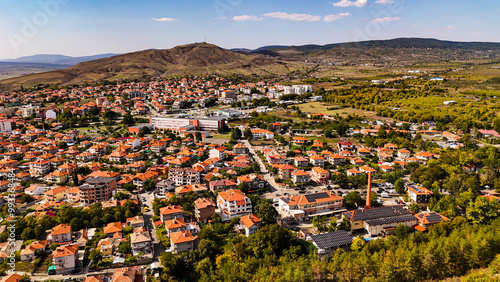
256;38;500;53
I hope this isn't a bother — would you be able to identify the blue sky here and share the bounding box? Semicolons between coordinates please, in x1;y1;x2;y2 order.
1;0;499;59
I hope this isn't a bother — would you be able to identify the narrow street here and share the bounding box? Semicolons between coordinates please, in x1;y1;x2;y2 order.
138;191;163;260
242;139;284;197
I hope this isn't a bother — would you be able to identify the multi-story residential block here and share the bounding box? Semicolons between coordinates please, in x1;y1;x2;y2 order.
278;192;343;221
29;159;51;177
217;189;252;221
79;176;117;205
130;229;152;255
168;168;200;186
407;184;433;207
237;174;268;192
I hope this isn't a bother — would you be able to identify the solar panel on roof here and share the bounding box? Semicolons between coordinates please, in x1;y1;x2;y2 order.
304;192;329;203
425;213;444;223
310;230;352;249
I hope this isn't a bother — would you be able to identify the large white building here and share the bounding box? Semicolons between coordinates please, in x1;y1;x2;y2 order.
250;129;275;140
150;116;225;132
0;119;14;133
283;85;313;95
217;189;252;221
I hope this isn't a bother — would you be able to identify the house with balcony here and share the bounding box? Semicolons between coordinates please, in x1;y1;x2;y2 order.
51;244;79;273
66;187;80;202
310;155;325;167
236;174;268;192
133;171;159;189
130;230;152;255
217;189;253;221
239;214;261;237
164;218;187;235
125;153;141;163
170;230;198;254
160;205;184;222
233;143;248;155
292;169;310;184
50;224;72;244
126;216;145;229
310;167;330;184
44;186;69;201
45;170;69;184
278;164;295;180
294;156;309;168
194;198;216;224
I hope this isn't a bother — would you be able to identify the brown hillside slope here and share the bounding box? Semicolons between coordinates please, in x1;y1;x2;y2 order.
0;43;293;91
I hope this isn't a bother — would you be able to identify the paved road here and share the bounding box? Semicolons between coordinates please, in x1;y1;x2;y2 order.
138;191;163;261
242;139;285;197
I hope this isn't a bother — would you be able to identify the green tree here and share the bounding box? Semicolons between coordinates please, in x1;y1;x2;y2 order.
195;131;202;142
118;240;132;254
351;237;365;251
393;223;413;239
58;141;68;149
72;170;79;185
243;127;252;139
254;200;279;225
409;203;420;214
466;196;500;224
394;179;405;194
312;216;327;232
124;183;137;193
337;216;351;231
122;112;135;126
344;192;364;208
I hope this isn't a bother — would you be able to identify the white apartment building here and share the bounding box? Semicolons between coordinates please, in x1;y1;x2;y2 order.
167;168;200;186
217;189;253;221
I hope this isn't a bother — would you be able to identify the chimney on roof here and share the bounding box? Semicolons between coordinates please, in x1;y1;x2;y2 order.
366;172;372;208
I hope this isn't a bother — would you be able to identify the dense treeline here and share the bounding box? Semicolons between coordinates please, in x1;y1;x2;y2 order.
0;200;139;242
159;217;500;281
321;85;500;132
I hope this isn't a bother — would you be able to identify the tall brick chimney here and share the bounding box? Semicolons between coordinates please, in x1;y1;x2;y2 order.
366;172;372;208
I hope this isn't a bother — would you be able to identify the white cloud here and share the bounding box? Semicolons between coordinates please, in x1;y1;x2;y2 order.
371;16;401;23
375;0;394;4
263;12;321;22
324;13;350;22
233;15;262;21
151;17;176;22
333;0;368;7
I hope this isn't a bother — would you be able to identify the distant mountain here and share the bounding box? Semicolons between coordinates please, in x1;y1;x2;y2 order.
1;53;119;65
0;62;70;80
255;38;500;53
2;38;500;91
0;43;290;90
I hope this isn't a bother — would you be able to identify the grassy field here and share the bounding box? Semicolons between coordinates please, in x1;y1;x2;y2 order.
212;134;230;139
297;102;391;120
